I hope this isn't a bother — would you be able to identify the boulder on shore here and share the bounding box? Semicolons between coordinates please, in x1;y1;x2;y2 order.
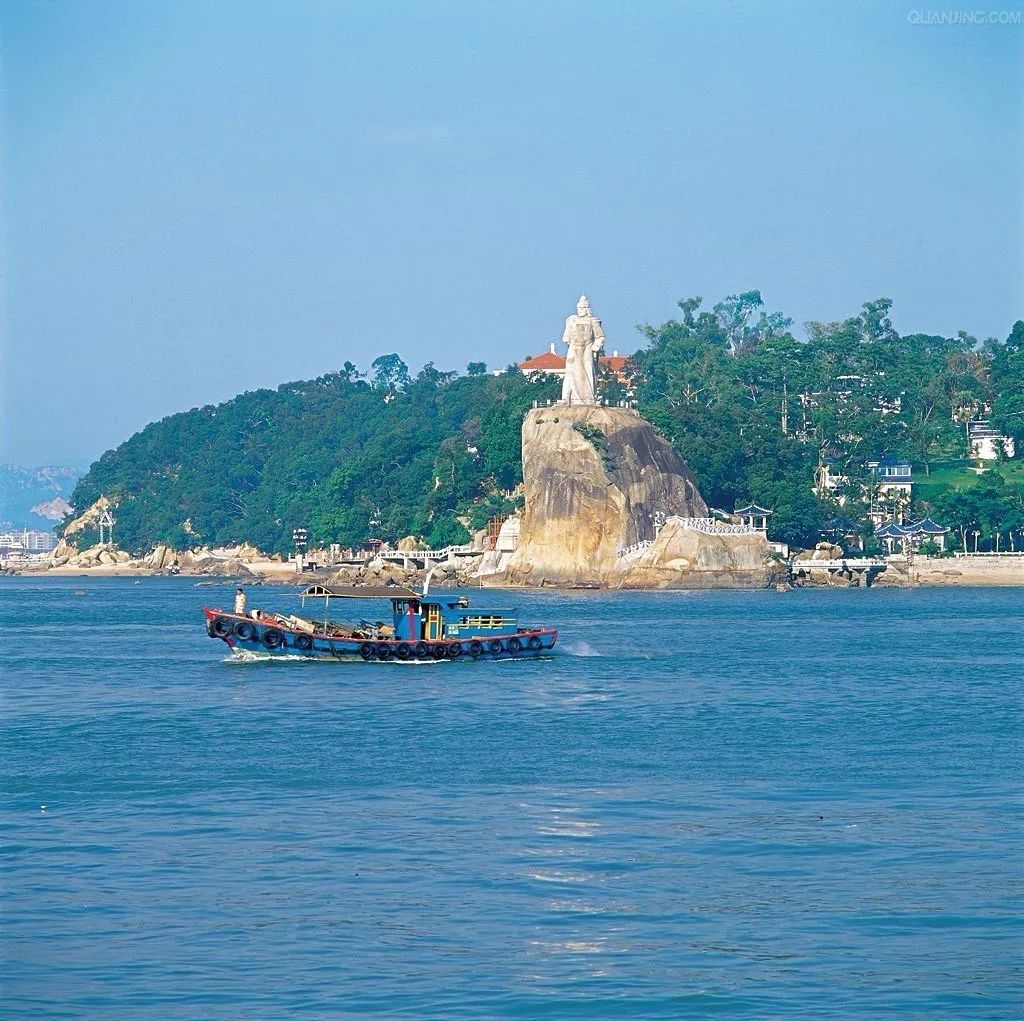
491;405;772;589
500;405;707;587
808;542;844;560
52;537;78;561
618;516;776;589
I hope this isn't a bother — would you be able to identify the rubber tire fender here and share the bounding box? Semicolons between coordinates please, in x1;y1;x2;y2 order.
213;618;233;637
360;643;374;660
468;640;483;658
413;642;429;659
262;628;285;650
507;636;522;653
396;643;412;660
447;642;462;658
488;639;504;655
432;645;446;660
527;636;542;651
295;633;313;652
233;621;256;641
375;642;391;660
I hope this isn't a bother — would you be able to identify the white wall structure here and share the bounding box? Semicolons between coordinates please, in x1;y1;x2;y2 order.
968;420;1015;460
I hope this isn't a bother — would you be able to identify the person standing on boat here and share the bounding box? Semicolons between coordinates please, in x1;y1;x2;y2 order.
234;587;247;615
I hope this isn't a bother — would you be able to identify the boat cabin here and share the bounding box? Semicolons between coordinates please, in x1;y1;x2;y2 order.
300;585;520;642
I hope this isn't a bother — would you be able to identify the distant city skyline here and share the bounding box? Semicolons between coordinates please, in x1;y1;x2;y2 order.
2;0;1021;465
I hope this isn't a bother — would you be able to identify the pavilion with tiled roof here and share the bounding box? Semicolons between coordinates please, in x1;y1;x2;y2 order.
734;503;772;532
875;516;950;553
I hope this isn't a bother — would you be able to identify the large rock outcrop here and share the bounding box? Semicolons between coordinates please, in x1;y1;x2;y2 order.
500;405;708;586
62;495;113;539
489;404;778;589
617;517;777;589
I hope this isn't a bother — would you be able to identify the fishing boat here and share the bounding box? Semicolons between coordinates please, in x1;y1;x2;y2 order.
203;584;558;661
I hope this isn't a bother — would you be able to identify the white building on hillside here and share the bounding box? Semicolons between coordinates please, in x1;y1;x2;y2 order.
967;420;1015;460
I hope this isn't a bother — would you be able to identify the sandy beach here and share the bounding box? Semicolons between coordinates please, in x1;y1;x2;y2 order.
910;556;1024;587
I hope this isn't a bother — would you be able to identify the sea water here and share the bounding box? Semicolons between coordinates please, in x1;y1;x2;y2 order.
2;578;1021;1019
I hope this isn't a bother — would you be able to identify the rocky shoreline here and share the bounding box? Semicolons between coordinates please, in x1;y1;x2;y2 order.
12;540;484;588
8;541;1022;589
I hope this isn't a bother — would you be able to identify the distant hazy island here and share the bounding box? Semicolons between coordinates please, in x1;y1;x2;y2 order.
0;464;79;532
7;293;1024;589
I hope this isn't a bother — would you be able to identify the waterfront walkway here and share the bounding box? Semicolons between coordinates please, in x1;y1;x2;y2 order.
332;544;483;570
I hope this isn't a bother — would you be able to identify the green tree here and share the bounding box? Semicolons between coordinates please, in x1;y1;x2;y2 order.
989;321;1024;449
371;353;410;394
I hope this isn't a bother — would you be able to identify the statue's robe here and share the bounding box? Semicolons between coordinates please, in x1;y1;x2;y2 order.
560;313;605;404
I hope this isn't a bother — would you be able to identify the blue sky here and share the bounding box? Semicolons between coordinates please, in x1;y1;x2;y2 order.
2;0;1021;465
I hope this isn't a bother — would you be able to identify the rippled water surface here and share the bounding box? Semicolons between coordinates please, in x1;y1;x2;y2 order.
3;578;1022;1018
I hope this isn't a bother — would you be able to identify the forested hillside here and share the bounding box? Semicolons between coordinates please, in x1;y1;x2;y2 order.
67;294;1024;553
631;297;1024;548
67;360;557;553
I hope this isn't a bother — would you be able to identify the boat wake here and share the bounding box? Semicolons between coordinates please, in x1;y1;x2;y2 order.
561;640;601;657
226;650;315;664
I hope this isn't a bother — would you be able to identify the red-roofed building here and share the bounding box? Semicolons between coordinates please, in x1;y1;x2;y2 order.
518;343;566;377
519;344;632;383
600;352;631;381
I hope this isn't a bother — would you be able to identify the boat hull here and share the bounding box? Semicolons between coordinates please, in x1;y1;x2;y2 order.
204;609;558;662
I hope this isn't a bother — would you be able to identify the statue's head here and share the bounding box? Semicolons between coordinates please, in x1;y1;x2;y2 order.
577;294;591;315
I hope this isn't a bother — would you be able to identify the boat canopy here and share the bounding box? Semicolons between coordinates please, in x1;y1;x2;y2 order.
300;584;421;599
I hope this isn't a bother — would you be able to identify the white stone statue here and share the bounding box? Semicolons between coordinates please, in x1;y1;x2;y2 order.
560;294;605;404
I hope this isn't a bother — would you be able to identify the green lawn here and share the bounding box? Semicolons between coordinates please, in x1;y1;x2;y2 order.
915;458;1024;499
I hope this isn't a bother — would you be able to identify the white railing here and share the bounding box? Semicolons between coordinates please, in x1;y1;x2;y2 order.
337;543;475;563
953;551;1024;559
667;516;756;535
419;544;476;560
616;540;653;559
531;399;639;410
614;515;760;557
